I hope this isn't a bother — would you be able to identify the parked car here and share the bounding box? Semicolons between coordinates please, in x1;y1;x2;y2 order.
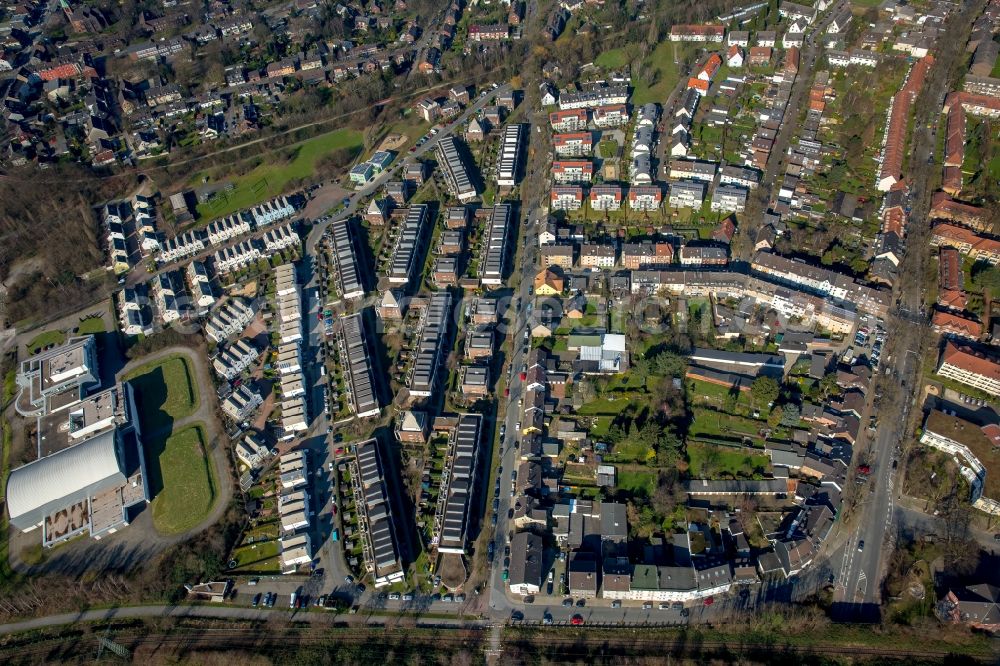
251;593;261;607
570;614;584;626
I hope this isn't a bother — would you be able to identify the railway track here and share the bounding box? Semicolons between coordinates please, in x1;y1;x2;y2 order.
0;623;990;663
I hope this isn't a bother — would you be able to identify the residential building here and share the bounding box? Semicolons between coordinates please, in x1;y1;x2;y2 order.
937;342;1000;396
669;24;725;42
590;185;623;211
668;180;706;209
551;186;584;211
437;136;480;202
580;243;616;269
552;160;594;184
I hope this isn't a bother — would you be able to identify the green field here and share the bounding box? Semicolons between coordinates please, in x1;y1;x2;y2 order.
687;442;770;478
124;354;198;434
595;47;630;69
25;329;66;355
690;408;765;441
149;424;218;535
75;318;106;335
194;128;364;220
616;469;656;497
632;41;692;106
993;57;1000;79
688;379;752;410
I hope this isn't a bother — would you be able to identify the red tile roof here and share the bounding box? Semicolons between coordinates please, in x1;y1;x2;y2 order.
687;77;710;92
941;341;1000;380
932;310;982;339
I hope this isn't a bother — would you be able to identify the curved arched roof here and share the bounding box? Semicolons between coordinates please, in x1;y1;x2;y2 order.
6;431;124;530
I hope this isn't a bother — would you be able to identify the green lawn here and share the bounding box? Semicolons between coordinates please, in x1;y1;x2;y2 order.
632;41;693;106
149;424;218;535
576;395;635;415
25;329;66;355
690;408;765;441
688;379;752;410
194;128;364;220
993;57;1000;80
616;469;656;497
687;442;770;478
75;318;106;335
230;540;281;572
595;47;630;69
124;354;198;434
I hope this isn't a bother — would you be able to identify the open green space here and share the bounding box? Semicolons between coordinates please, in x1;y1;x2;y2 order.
690;407;765;442
632;41;689;106
993;56;1000;79
688;378;753;410
75;318;107;335
148;424;218;535
124;354;198;434
193;128;364;220
595;47;630;69
616;469;656;497
229;539;281;572
25;329;66;354
687;441;770;478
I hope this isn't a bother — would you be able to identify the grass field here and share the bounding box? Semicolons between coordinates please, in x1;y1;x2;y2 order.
616;469;656;497
124;354;198;434
25;329;66;354
595;47;630;69
193;128;364;220
149;424;218;535
75;318;106;335
690;408;765;441
687;441;770;478
632;41;691;106
993;57;1000;80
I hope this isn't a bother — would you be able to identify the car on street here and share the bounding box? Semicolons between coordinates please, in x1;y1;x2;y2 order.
570;614;584;626
562;598;573;607
345;575;355;584
858;540;865;552
611;600;622;608
389;593;401;600
642;602;653;610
